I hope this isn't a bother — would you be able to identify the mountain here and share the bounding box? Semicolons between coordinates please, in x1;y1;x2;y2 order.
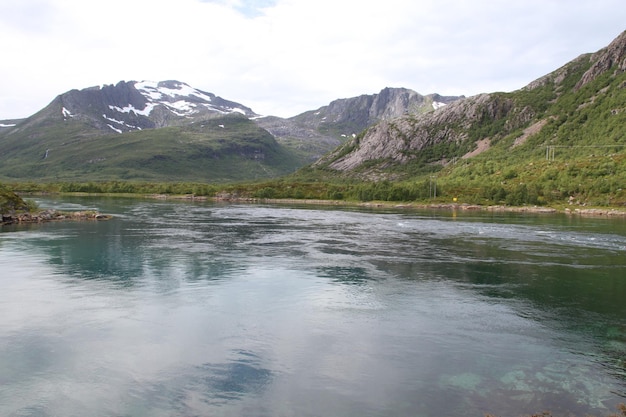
0;81;302;182
0;81;461;183
311;30;626;205
257;88;462;161
29;80;258;133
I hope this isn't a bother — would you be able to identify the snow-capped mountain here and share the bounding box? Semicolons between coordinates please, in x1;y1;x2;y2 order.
53;80;258;134
0;79;467;183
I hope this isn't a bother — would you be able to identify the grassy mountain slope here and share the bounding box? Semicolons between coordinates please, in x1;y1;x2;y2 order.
0;113;303;182
306;31;626;206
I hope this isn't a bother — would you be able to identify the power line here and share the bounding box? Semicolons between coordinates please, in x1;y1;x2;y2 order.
546;145;626;161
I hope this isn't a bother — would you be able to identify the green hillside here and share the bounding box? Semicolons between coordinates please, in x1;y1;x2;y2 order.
0;114;303;182
296;34;626;207
433;56;626;206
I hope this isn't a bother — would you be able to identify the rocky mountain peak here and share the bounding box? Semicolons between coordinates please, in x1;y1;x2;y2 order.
576;30;626;89
52;80;257;134
288;87;462;136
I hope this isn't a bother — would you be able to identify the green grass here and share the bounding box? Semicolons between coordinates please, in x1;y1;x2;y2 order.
0;114;304;183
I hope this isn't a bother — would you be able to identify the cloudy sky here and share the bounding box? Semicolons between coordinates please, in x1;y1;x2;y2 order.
1;0;625;119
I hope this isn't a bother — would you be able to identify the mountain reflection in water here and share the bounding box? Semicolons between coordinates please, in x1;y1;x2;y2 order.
0;196;624;417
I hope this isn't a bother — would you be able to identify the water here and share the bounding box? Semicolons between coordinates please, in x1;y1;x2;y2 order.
1;196;625;417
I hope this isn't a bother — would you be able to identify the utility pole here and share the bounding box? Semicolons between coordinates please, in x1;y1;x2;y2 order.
430;176;437;199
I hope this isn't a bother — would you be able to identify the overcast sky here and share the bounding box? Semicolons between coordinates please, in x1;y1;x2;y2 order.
1;0;625;120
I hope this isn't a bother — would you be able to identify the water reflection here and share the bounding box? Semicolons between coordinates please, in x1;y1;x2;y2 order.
122;350;273;415
196;350;273;403
317;266;374;285
1;197;625;416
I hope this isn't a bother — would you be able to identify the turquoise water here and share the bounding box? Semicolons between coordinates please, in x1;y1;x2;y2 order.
1;196;625;417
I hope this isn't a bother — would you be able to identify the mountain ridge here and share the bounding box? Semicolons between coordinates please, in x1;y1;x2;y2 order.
0;83;461;182
4;29;624;193
314;30;626;179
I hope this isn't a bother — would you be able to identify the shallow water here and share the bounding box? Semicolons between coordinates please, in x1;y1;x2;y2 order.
1;197;625;417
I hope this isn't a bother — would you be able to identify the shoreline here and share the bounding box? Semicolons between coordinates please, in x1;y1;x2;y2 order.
144;194;626;217
12;192;626;219
1;209;112;226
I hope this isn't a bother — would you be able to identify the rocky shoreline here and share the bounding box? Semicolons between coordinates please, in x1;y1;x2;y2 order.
1;209;112;225
8;195;623;224
211;193;626;217
248;199;625;217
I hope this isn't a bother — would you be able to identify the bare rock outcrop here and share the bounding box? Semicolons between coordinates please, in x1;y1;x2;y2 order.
576;30;626;89
319;93;517;172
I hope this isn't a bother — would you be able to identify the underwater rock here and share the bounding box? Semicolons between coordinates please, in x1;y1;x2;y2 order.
440;372;483;391
500;369;533;392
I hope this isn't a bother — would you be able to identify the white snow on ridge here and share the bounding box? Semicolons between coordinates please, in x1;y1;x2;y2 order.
109;103;155;117
107;124;123;134
135;80;215;104
102;114;141;131
230;107;246;115
102;114;125;125
62;107;74;118
0;123;16;127
115;81;248;118
166;100;196;114
432;101;447;110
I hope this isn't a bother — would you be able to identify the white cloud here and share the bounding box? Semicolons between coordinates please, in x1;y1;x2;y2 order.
0;0;625;119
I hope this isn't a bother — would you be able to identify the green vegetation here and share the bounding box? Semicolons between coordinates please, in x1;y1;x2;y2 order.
2;40;625;209
0;183;33;213
284;50;626;207
0;114;304;183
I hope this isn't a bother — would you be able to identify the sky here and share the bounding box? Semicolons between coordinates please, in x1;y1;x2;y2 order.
1;0;625;120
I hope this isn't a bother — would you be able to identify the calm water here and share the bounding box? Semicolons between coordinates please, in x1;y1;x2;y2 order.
1;196;625;417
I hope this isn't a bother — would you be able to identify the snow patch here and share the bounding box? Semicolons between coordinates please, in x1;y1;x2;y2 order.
432;101;446;110
166;100;197;114
108;81;249;119
0;123;16;127
102;114;140;130
107;124;123;134
102;114;124;125
229;107;246;115
109;103;155;117
135;81;215;104
201;103;228;114
62;107;74;118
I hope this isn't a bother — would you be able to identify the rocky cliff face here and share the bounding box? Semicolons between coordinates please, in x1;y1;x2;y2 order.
317;93;506;171
290;87;461;136
257;87;463;161
576;30;626;88
316;30;626;178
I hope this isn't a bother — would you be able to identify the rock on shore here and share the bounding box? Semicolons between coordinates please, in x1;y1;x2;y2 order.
2;209;111;225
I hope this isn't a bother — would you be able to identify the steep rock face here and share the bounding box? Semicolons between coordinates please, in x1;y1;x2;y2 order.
317;30;626;177
258;87;463;161
319;94;506;171
576;30;626;89
292;87;461;136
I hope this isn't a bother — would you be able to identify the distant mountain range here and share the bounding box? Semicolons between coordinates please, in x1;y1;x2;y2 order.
0;80;461;182
1;30;625;192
